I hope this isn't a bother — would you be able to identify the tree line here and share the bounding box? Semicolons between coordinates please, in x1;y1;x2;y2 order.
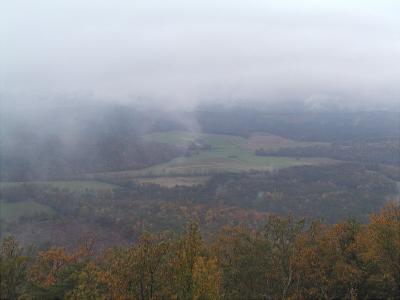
255;140;399;166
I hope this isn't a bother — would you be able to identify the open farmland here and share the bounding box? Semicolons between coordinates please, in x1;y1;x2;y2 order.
242;133;328;151
86;131;336;180
127;153;318;176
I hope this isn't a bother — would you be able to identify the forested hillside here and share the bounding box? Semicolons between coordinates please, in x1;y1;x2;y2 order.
195;108;399;142
1;163;397;249
1;106;399;300
1;203;399;299
1;106;182;181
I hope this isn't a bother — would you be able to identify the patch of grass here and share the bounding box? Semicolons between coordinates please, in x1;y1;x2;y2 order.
0;180;118;192
0;200;55;224
242;133;329;151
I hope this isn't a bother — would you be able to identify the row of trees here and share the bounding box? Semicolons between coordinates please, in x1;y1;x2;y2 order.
255;140;399;166
196;109;399;142
2;204;399;299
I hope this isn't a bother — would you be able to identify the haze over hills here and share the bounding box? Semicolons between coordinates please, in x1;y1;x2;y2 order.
1;102;398;232
1;0;400;298
2;0;400;109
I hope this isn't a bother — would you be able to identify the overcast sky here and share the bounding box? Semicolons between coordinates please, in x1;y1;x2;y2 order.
1;0;400;109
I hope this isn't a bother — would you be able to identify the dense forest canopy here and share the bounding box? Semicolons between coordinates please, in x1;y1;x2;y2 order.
1;203;399;299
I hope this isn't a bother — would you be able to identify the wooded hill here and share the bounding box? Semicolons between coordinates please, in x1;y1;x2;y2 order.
1;203;399;299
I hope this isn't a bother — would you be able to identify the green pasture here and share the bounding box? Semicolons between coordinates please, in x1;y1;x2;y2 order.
92;131;332;179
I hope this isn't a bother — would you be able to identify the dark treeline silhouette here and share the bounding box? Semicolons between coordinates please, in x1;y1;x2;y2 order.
195;108;399;142
255;140;400;166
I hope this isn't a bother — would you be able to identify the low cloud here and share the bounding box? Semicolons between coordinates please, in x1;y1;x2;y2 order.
1;0;399;109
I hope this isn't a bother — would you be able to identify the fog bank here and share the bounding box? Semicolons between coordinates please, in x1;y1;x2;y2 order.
1;0;399;109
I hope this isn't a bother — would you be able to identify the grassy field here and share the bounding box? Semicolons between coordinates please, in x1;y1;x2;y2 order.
242;133;328;151
105;155;325;178
145;131;327;150
0;180;118;192
90;131;334;179
0;200;55;224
